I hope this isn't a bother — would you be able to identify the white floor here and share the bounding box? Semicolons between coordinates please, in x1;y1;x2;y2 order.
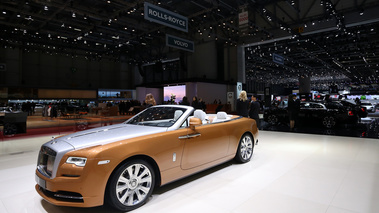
0;131;378;213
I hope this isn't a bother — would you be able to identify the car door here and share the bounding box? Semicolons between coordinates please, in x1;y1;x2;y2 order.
299;102;310;119
310;103;327;120
180;123;230;170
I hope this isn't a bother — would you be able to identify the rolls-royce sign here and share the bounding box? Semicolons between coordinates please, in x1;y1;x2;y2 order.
144;2;188;32
166;34;194;52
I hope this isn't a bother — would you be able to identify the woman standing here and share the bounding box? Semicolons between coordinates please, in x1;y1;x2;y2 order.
145;93;156;108
236;90;249;117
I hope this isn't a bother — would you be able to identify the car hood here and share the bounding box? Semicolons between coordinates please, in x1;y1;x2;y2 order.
53;124;167;150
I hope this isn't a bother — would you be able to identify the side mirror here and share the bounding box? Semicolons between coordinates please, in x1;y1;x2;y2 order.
189;117;202;130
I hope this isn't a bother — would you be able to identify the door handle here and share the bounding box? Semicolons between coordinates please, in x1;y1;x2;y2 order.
178;133;201;139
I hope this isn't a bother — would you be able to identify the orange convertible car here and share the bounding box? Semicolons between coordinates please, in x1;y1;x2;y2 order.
35;105;258;211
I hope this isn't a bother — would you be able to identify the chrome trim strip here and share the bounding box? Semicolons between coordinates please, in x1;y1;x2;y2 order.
178;133;201;139
54;194;83;200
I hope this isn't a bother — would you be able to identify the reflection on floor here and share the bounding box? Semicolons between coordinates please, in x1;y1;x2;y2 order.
262;112;379;139
0;131;378;213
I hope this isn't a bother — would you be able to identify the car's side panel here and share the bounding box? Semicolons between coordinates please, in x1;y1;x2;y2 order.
180;123;230;170
162;117;257;185
160;153;236;185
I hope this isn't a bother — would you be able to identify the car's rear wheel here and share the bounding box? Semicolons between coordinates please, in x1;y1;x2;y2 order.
106;159;155;211
267;114;278;125
235;134;254;163
322;116;336;128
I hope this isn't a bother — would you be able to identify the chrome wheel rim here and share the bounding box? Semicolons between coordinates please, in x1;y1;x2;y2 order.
323;116;335;128
268;115;277;125
116;163;152;206
240;135;253;160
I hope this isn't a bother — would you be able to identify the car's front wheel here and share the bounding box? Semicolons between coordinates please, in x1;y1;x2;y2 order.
235;134;254;163
106;159;155;211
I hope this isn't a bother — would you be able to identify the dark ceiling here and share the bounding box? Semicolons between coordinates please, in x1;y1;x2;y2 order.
1;0;379;87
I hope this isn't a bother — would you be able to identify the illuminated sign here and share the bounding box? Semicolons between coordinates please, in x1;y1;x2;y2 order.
239;11;248;25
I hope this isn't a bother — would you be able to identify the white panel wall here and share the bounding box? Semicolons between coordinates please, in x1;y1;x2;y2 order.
137;83;227;106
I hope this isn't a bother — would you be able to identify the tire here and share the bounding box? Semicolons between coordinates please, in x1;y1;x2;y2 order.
235;134;254;163
322;116;336;128
106;159;155;211
267;114;278;125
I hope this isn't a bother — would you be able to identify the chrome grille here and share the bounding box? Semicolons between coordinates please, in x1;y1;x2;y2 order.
37;146;57;178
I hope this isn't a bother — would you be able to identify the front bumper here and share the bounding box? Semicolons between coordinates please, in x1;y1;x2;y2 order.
35;169;105;208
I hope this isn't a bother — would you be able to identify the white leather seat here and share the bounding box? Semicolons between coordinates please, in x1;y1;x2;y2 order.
193;110;208;124
213;111;228;123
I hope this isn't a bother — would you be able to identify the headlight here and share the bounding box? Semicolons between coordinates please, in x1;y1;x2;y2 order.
66;157;87;167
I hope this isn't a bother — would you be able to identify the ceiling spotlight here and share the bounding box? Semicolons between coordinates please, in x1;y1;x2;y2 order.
72;12;76;18
44;6;48;11
2;11;6;15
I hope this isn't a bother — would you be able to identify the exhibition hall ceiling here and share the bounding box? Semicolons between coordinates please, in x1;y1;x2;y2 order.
1;0;379;85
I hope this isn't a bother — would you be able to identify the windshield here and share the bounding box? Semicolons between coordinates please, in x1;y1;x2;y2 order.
125;106;186;127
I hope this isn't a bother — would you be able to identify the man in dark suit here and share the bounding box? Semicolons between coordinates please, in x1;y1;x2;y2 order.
249;94;260;129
